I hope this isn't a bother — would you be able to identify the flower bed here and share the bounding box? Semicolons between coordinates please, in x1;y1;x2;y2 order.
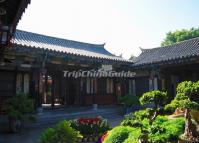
70;116;110;142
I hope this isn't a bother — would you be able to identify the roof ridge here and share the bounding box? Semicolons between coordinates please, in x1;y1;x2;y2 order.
141;36;199;52
12;29;132;62
134;36;199;66
15;29;105;48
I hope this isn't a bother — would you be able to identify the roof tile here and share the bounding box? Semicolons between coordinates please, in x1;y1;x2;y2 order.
12;30;131;62
134;37;199;66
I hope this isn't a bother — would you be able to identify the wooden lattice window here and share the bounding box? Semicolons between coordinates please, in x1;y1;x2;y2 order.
86;78;97;94
23;74;29;94
106;78;113;94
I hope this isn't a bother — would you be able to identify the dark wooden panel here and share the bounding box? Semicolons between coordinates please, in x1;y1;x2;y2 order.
98;78;106;95
84;95;115;105
135;76;149;97
0;71;14;96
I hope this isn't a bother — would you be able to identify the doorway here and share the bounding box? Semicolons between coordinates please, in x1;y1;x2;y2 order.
66;78;79;106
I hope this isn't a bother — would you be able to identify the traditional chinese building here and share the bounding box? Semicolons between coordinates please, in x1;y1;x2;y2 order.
0;30;134;111
132;37;199;100
0;0;31;47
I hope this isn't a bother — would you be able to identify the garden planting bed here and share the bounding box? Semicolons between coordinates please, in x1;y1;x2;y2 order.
71;116;110;143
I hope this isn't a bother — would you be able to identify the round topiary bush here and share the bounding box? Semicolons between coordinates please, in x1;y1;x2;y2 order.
103;126;141;143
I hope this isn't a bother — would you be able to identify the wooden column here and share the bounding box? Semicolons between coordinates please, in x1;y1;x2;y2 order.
60;76;64;105
63;77;67;105
59;71;63;105
44;72;48;104
30;68;40;108
38;71;43;107
81;78;86;106
51;73;55;109
13;67;17;96
113;78;117;103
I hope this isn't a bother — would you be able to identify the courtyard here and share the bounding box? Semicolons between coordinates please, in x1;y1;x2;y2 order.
0;105;124;143
0;0;199;143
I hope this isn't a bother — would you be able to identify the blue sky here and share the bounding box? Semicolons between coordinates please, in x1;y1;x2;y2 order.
17;0;199;59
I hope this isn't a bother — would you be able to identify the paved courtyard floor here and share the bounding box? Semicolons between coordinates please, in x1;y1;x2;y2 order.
0;105;124;143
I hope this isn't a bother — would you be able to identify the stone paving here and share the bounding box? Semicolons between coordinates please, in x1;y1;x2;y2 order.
0;105;124;143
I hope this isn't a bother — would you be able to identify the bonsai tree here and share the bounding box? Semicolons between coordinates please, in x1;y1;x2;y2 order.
6;93;35;132
139;90;168;125
165;81;199;140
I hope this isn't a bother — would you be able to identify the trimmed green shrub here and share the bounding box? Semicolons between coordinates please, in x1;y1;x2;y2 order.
139;90;168;107
134;108;154;121
121;109;152;128
120;113;135;127
123;128;141;143
148;116;185;143
39;120;82;143
103;126;141;143
120;114;185;143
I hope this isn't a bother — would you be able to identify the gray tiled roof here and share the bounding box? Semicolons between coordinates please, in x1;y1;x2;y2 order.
134;37;199;66
12;30;130;62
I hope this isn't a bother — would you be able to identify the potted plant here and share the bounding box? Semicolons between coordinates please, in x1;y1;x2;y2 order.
6;93;35;132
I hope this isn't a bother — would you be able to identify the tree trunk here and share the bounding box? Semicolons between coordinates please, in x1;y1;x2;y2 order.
149;108;158;125
184;108;199;140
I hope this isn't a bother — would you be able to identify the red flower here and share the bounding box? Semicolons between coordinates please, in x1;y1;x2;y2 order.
77;117;101;124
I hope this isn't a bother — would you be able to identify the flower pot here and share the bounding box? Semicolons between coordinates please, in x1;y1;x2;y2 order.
9;118;22;133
